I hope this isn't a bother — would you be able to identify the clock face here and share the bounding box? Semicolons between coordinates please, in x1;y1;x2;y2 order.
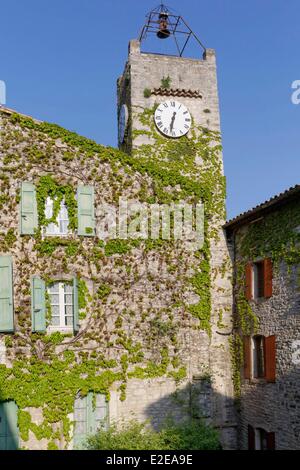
118;104;128;144
154;100;192;138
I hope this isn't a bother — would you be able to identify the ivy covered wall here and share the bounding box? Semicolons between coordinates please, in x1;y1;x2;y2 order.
0;100;235;449
118;42;237;449
229;198;300;449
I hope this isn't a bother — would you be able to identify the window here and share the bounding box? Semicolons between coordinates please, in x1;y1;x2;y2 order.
255;428;268;450
252;335;265;378
253;262;264;299
248;425;275;450
73;393;108;449
48;282;73;329
45;197;69;236
244;335;276;382
245;259;273;300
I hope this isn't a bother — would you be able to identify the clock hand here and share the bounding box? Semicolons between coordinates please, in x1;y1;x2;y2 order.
170;112;177;131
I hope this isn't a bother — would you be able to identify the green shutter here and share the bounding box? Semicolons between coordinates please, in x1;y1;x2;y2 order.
77;185;95;236
73;277;79;332
31;277;46;332
20;182;38;235
0;401;19;450
0;256;14;333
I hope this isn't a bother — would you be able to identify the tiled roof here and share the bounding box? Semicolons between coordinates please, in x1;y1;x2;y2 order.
151;88;202;98
224;185;300;230
0;105;40;122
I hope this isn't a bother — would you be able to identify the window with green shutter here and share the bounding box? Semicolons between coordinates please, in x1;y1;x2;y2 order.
77;185;95;236
73;393;108;449
0;256;14;333
31;277;46;332
47;281;75;332
20;182;38;235
45;279;79;333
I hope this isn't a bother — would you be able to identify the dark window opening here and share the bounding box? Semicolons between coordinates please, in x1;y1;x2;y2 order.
248;426;276;450
253;261;264;298
253;335;265;378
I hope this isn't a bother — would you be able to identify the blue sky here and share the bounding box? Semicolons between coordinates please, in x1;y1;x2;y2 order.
1;0;299;219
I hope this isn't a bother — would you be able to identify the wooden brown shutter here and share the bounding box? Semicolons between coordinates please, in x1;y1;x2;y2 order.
265;335;276;383
248;425;255;450
245;263;253;300
263;258;273;298
244;336;251;379
266;432;275;450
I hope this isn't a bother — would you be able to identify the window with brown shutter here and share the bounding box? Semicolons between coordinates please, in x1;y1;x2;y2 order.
250;428;276;450
248;424;255;450
263;258;273;298
249;258;273;300
243;336;251;379
265;335;276;383
245;263;253;300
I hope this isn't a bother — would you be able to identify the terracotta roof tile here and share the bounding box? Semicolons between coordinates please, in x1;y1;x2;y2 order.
224;185;300;230
151;88;202;98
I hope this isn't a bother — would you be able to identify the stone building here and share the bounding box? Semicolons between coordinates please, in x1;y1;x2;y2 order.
1;5;299;452
225;185;300;450
0;10;236;450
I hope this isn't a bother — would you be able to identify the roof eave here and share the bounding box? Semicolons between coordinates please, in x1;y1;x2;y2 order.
224;185;300;232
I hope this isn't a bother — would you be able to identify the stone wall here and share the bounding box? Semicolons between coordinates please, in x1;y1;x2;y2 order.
232;202;300;450
117;40;237;449
118;40;222;153
0;105;236;449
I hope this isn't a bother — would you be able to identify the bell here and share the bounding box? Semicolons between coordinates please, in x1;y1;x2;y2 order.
157;13;170;39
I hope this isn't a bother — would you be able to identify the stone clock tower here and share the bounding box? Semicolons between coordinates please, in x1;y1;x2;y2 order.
117;40;221;153
116;6;237;449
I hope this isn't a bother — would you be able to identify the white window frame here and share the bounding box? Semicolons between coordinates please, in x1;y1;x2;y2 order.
48;282;73;332
44;197;69;236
